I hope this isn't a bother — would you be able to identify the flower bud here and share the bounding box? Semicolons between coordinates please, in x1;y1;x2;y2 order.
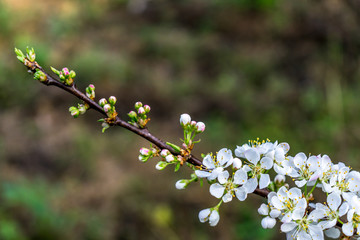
62;68;70;76
109;96;117;105
140;147;151;156
69;70;76;78
78;104;87;114
175;179;188;190
160;149;170;157
101;122;110;133
103;104;111;113
89;84;95;90
155;161;169;170
190;121;197;127
34;70;47;82
69;106;79;118
128;111;137;119
138;107;145;115
99;98;107;107
134;101;142;110
165;154;175;162
274;175;285;185
144;105;151;113
138;155;148;162
195;122;205;133
180;113;191;126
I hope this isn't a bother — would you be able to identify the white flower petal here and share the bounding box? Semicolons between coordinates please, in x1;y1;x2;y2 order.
292;208;305;220
217;170;229;184
235;187;247;201
288;187;302;200
203;155;215;169
244;177;258;193
324;228;340;239
209;183;225;199
209;210;220;226
339;202;349;217
293;152;307;169
295;179;307;188
232;158;242;169
258;203;269;215
281;222;297;233
270;209;281;218
327;192;341;212
233;169;248;185
217;148;232;166
199;208;211;222
244;149;260;165
260;157;273;170
259;174;270;189
308;225;324;240
195;170;211;178
261;216;276;229
222;192;233;203
342;222;355;237
271;196;285;210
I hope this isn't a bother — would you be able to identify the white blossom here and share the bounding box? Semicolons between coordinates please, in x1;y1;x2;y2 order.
199;208;220;227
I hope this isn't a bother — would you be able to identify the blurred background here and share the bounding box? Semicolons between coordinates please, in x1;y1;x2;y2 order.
1;0;360;239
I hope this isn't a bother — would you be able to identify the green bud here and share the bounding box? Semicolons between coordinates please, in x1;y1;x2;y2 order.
109;96;117;105
26;47;36;62
134;101;142;110
166;142;181;153
15;48;25;63
128;111;137;120
69;70;76;78
69;106;80;118
34;69;47;82
155;161;169;170
101;122;110;133
50;66;60;76
78;104;87;114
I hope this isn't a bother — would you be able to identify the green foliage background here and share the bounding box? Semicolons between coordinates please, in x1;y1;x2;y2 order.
1;0;360;239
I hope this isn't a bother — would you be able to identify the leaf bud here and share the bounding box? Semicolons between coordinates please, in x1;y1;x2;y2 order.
34;70;47;82
26;47;36;62
109;96;117;105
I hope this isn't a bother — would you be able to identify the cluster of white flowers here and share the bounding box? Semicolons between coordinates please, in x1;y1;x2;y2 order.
189;137;360;239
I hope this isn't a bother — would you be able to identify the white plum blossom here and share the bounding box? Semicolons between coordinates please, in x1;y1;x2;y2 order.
241;148;273;190
281;208;324;240
314;192;348;230
209;168;249;202
342;195;360;237
199;208;220;227
270;186;307;223
195;148;234;182
258;192;281;229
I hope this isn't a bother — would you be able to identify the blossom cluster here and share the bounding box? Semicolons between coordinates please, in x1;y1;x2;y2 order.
192;138;360;239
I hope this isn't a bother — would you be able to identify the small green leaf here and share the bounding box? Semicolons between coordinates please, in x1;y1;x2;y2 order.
174;162;181;172
50;66;60;75
166;142;181;153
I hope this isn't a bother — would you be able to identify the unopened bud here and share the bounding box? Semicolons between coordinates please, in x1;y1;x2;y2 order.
180;113;191;126
274;175;285;185
34;70;47;82
195;122;205;133
103;104;111;113
26;47;36;62
135;101;143;110
69;106;79;118
138;155;148;162
155;161;169;170
140;147;151;156
78;104;87;114
109;96;117;105
69;70;76;78
99;98;107;107
128;111;137;119
165;154;175;162
175;179;188;190
160;149;170;157
144;105;151;113
62;68;70;76
138;107;145;115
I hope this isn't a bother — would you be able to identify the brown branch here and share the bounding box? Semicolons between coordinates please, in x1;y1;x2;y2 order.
26;63;270;198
